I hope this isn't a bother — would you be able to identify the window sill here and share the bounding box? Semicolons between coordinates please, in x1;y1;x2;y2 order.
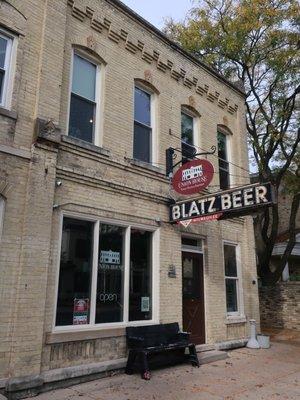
129;158;164;175
45;327;126;344
225;316;247;325
61;135;110;157
0;106;17;121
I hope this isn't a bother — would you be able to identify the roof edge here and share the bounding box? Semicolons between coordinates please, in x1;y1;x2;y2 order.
106;0;246;98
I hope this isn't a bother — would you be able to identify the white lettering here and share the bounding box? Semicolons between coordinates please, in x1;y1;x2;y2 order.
255;185;268;203
172;205;181;220
244;188;254;206
221;194;232;210
207;197;217;213
232;191;242;208
188;201;200;217
181;203;188;218
198;199;205;214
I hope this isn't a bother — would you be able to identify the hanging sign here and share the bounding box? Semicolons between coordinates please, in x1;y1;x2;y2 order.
172;159;214;195
170;182;275;224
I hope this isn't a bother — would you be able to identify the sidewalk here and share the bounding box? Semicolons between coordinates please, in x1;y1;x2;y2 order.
26;334;300;400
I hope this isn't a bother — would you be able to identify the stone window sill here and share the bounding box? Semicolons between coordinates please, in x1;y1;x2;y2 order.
45;327;125;344
225;316;247;325
61;135;110;157
129;158;165;175
0;106;17;120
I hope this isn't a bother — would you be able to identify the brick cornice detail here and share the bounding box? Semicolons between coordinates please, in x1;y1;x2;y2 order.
67;0;239;115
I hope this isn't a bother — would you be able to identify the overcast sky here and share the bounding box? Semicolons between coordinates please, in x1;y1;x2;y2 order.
121;0;193;29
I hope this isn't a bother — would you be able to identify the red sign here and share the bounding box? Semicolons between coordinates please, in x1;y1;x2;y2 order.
178;213;223;227
172;159;214;195
73;299;89;325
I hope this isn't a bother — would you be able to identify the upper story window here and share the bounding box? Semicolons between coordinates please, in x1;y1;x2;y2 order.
181;111;196;161
0;31;13;108
133;86;152;163
217;131;230;189
0;195;5;241
68;53;98;143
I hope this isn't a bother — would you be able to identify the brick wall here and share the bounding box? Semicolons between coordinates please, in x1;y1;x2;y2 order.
259;283;300;331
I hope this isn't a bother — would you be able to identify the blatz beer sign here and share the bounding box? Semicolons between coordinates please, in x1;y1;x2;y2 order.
170;182;275;224
172;159;214;195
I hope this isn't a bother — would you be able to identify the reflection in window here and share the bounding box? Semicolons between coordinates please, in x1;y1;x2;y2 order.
96;224;125;323
133;87;152;163
0;196;5;240
69;54;97;143
224;244;239;313
181;112;195;161
129;229;152;321
56;218;93;326
217;132;230;189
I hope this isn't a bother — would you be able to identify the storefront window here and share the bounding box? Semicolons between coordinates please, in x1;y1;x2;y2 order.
96;224;125;323
56;218;93;326
129;229;152;321
55;217;155;328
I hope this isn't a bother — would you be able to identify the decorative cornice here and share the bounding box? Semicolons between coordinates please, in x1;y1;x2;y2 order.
67;0;239;116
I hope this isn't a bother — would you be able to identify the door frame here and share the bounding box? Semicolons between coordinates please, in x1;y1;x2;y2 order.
181;237;206;344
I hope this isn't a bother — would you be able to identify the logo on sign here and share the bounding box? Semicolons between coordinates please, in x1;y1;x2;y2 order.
172;159;214;195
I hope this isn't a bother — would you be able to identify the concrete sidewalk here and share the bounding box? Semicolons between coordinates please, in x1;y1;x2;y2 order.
25;337;300;400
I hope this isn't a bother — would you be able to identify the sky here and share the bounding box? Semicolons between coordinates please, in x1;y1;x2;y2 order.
121;0;193;29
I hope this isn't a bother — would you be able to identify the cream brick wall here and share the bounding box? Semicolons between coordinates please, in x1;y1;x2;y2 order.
0;0;259;383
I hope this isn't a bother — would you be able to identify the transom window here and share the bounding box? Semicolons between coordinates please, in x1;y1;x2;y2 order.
133;86;152;163
217;132;230;190
224;244;240;314
68;53;98;143
0;32;13;107
181;112;196;161
55;217;156;328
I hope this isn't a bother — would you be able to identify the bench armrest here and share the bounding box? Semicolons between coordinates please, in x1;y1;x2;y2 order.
176;332;190;340
127;336;144;347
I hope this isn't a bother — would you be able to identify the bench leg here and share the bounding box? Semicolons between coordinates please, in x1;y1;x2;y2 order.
189;344;200;367
125;350;137;375
139;351;150;380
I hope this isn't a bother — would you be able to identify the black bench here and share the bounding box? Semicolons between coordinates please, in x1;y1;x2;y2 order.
125;323;199;380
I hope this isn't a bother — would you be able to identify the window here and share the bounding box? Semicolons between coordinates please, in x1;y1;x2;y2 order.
181;112;196;161
223;244;240;314
55;216;157;328
0;31;13;108
217;132;230;189
68;53;98;143
0;196;5;241
133;86;152;163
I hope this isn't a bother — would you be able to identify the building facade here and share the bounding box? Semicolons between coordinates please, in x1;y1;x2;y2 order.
0;0;260;395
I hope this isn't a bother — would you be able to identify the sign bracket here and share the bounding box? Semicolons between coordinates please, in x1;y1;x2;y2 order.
166;146;216;178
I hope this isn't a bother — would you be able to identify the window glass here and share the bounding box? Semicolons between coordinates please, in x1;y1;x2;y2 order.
56;218;93;326
217;132;227;160
224;244;237;277
134;87;151;126
217;131;230;189
129;229;152;321
72;54;96;101
225;279;238;312
182;237;201;248
0;196;4;240
96;224;125;323
0;36;7;68
69;94;94;142
69;53;97;143
181;112;193;145
133;122;151;163
182;254;200;299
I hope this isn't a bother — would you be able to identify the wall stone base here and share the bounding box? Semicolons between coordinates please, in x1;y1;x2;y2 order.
259;282;300;331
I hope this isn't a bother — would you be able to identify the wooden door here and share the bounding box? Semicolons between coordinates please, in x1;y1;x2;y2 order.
182;252;205;345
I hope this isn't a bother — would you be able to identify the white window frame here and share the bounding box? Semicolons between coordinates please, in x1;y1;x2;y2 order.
222;241;244;318
181;108;200;150
67;49;103;146
217;131;232;190
133;83;157;165
0;28;17;109
0;195;5;241
53;212;160;332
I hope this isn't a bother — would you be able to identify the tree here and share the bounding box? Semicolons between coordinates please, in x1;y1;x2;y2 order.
164;0;300;285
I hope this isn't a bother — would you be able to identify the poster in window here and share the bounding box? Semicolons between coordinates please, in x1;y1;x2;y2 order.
73;298;89;325
141;297;150;312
